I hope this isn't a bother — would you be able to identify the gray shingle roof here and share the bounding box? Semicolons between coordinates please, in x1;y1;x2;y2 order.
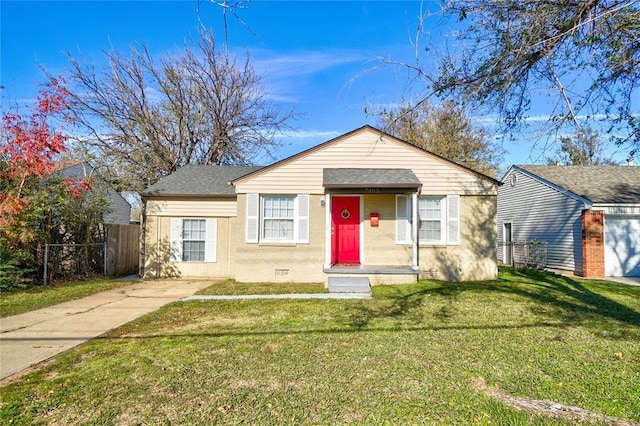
323;168;422;189
142;165;262;197
518;165;640;204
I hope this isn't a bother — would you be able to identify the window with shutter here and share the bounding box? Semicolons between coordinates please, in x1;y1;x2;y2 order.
170;218;217;262
246;194;311;244
410;195;462;246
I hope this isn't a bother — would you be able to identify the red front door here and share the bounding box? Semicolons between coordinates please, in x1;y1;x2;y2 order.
331;196;360;264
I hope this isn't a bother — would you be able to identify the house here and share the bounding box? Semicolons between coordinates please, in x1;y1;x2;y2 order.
55;162;132;225
498;165;640;277
141;126;500;286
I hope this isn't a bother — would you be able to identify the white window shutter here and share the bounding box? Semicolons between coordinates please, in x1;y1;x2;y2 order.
205;219;217;262
170;219;183;262
396;195;411;244
296;194;310;243
246;193;259;243
447;195;460;245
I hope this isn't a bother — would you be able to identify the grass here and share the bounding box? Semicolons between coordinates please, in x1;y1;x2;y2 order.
196;279;328;295
0;277;138;318
1;268;639;425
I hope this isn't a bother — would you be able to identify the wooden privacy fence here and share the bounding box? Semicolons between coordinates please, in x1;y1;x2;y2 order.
105;224;140;276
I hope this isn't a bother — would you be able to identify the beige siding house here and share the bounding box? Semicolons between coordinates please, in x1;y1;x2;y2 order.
142;126;500;286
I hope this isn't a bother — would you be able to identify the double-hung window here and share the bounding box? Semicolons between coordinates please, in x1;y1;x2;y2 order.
170;218;217;262
396;194;459;245
245;194;309;244
418;197;446;244
182;219;206;261
262;196;295;241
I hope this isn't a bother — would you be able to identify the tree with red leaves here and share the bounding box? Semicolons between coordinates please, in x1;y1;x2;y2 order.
1;80;70;239
1;81;101;288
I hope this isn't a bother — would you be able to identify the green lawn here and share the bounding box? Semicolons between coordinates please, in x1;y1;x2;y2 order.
196;279;328;295
1;268;639;425
0;277;138;318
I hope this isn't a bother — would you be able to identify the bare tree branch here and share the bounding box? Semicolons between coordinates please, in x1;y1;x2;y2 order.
381;0;640;156
53;30;295;191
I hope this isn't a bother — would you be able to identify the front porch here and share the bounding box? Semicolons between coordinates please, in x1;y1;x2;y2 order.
323;264;419;290
323;168;422;274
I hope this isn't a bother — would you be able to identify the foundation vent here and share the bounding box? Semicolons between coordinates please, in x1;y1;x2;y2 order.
274;268;290;277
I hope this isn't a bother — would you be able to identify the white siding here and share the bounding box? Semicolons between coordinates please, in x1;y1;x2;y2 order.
235;129;496;196
498;168;585;272
146;197;238;217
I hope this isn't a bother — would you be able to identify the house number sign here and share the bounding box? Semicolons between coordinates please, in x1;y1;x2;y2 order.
340;208;351;219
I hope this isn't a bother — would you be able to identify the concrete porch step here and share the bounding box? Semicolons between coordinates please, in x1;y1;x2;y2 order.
328;276;371;293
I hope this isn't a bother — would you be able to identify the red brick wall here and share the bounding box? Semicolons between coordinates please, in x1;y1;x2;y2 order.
581;209;604;277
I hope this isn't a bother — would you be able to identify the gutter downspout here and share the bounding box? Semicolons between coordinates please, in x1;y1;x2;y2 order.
412;191;419;271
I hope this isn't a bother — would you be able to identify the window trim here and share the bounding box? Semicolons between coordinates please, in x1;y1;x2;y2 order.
245;193;310;244
418;196;447;244
395;194;460;246
261;195;295;242
170;218;217;263
182;219;207;262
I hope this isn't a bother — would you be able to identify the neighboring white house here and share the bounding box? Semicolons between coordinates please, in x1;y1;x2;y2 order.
498;165;640;277
56;162;132;225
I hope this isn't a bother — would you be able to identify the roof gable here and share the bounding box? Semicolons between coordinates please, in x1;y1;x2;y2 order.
232;126;500;195
232;126;500;189
516;165;640;204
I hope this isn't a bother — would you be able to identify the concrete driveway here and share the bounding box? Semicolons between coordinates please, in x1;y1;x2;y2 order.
0;279;213;381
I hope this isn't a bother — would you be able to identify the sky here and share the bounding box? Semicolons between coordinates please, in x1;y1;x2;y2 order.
1;0;637;171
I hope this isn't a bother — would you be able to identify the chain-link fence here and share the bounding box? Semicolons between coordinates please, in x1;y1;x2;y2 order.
43;243;106;285
500;241;548;270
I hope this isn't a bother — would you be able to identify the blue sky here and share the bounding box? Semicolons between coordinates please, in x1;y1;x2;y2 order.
1;0;636;169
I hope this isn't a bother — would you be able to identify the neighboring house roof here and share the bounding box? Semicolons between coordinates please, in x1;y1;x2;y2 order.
53;162;93;180
232;125;502;186
53;162;132;224
516;165;640;204
142;165;262;197
323;168;422;189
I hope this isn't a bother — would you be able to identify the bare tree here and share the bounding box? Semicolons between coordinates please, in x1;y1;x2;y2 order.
389;0;639;157
58;31;294;191
546;127;619;165
375;100;503;177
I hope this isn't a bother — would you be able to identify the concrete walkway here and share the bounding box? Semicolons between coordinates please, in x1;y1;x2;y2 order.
0;279;213;381
183;293;372;301
605;276;640;286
